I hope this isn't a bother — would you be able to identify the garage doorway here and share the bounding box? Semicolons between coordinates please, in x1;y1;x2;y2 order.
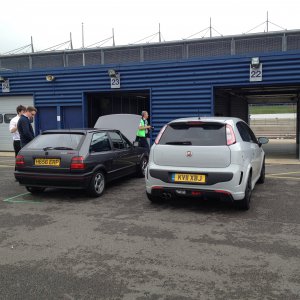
214;85;300;160
86;90;150;128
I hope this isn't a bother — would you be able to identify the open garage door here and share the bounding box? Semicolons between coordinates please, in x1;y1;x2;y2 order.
0;95;34;151
214;85;300;160
86;90;150;128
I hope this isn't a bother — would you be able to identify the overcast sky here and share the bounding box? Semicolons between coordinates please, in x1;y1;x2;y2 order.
1;0;299;54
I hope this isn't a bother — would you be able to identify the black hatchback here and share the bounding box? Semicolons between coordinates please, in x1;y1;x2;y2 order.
15;128;148;197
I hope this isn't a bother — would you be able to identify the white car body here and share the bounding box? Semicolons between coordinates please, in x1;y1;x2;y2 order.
145;117;268;210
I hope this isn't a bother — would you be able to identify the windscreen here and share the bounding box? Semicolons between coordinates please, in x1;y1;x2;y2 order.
159;122;226;146
27;133;84;150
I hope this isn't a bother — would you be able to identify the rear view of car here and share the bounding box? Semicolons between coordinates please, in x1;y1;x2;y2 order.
146;117;268;210
15;129;148;197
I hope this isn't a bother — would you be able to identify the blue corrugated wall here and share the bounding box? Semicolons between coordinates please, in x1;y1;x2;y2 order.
1;50;300;135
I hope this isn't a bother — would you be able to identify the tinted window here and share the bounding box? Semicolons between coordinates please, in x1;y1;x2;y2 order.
4;114;16;123
159;122;226;146
237;122;258;143
109;131;131;149
90;132;111;152
27;133;84;150
0;114;3;123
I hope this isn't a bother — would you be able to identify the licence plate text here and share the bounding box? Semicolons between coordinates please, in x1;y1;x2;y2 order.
34;158;60;167
173;173;206;183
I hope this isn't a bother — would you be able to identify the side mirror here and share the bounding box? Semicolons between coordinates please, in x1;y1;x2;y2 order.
258;137;269;146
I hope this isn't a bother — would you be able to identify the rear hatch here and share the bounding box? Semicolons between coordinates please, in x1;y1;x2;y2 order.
19;132;84;173
154;120;231;168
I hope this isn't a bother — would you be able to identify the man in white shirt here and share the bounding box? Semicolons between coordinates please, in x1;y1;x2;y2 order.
9;105;26;156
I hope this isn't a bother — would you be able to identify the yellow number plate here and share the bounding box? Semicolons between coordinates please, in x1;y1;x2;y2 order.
173;173;206;183
34;158;60;167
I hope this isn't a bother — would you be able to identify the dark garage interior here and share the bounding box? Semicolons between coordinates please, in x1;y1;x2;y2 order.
86;90;150;128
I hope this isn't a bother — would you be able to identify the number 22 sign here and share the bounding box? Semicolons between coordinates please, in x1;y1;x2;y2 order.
249;64;262;82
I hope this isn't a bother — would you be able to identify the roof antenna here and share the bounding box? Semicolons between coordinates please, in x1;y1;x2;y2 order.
198;108;201;120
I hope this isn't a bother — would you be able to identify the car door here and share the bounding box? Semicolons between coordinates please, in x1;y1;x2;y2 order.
237;122;261;178
87;131;115;176
108;131;136;178
245;124;264;179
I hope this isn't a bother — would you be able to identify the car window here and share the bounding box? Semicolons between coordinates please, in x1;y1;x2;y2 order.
27;133;84;150
159;122;226;146
109;131;130;149
0;114;3;123
237;122;258;143
90;132;111;153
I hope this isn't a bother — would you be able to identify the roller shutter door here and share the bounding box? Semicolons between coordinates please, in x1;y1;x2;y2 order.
0;96;34;151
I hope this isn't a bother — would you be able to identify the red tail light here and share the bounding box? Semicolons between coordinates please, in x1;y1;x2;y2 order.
70;156;85;169
16;155;25;167
226;124;236;145
155;125;167;144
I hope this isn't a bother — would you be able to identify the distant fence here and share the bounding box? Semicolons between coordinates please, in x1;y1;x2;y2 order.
250;117;296;138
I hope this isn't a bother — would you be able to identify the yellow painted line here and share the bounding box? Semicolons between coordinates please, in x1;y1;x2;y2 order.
266;175;300;180
268;171;300;176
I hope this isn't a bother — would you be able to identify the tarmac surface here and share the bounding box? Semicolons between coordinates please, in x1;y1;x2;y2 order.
0;141;299;299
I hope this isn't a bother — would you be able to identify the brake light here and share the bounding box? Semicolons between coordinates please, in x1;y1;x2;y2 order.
16;155;25;167
70;156;85;169
155;125;167;144
226;124;236;145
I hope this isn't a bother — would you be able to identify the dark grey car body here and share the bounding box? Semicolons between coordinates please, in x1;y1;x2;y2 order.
15;128;148;196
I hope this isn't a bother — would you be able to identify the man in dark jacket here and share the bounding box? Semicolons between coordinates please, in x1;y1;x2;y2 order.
17;106;37;148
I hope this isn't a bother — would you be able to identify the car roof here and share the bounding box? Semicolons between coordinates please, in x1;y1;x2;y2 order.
41;128;120;134
168;116;244;124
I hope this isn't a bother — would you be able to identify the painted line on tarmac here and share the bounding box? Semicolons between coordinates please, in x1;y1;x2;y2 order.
268;171;300;176
266;175;300;180
3;192;42;204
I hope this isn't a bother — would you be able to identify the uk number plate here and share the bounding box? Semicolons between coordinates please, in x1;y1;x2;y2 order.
34;158;60;167
172;173;206;183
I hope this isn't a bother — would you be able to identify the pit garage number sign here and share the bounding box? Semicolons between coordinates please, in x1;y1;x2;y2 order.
111;73;120;89
249;64;262;82
2;79;10;92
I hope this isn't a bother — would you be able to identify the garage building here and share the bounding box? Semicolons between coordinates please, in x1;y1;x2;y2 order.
1;30;300;158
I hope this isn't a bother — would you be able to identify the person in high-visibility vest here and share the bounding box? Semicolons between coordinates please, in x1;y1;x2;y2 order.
136;111;153;152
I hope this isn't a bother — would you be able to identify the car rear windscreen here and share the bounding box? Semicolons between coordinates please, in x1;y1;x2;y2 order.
27;133;84;150
159;122;226;146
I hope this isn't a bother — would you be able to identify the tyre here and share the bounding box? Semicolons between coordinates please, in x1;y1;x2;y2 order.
257;158;265;184
146;192;163;203
26;186;45;194
87;171;106;197
137;156;148;177
237;173;252;211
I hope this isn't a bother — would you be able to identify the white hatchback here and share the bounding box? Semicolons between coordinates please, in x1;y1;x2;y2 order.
145;117;269;210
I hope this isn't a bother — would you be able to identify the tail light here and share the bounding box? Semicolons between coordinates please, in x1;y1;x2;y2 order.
155;125;167;144
70;156;85;170
226;124;236;145
16;155;25;167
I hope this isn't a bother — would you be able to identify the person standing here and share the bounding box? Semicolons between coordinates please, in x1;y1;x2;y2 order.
9;105;26;156
17;106;37;148
136;111;153;152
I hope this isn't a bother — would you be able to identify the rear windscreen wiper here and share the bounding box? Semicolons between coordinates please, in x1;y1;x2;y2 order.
165;141;192;145
43;146;74;151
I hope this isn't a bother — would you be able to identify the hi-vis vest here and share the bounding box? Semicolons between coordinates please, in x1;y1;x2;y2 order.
136;119;147;137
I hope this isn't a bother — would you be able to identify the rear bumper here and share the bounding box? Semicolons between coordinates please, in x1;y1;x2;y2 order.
14;170;93;189
149;187;234;201
146;164;247;200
